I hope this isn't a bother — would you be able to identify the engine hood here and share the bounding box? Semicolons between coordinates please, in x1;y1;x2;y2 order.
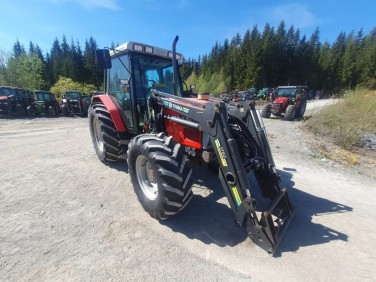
273;97;288;104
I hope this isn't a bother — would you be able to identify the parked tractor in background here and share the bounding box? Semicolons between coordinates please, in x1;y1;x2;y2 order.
61;90;88;116
0;86;33;116
89;36;294;254
260;86;308;121
31;90;60;116
82;94;92;113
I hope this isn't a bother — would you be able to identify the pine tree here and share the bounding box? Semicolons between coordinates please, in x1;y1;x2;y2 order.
83;36;102;88
13;39;26;58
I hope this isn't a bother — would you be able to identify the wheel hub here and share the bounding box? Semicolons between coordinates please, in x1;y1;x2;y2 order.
136;155;158;200
93;117;104;152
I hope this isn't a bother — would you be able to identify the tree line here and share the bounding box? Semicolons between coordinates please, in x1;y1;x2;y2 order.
182;21;376;94
1;21;375;95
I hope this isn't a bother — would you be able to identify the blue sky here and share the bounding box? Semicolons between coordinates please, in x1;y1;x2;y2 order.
0;0;375;59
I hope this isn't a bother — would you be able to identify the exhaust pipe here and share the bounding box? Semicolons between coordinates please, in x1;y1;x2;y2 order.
172;35;179;96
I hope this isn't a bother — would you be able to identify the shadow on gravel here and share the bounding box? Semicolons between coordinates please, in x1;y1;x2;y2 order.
162;167;248;247
275;169;351;256
162;166;351;254
107;161;128;173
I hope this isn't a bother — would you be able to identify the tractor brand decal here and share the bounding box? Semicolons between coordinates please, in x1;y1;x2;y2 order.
214;139;227;167
163;101;190;114
232;186;242;206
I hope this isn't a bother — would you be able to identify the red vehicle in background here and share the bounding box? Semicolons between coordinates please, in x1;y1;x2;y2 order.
0;86;33;116
260;86;308;121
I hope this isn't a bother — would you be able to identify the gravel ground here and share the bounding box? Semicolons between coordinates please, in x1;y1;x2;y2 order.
1;100;375;281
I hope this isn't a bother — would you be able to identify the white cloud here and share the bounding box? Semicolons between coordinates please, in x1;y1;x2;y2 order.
49;0;121;10
272;3;316;28
177;0;189;9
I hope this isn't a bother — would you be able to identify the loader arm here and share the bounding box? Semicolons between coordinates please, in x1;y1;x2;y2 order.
150;90;294;254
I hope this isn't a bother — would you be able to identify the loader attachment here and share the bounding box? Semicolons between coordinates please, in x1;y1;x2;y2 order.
246;188;294;254
150;91;294;254
211;100;294;255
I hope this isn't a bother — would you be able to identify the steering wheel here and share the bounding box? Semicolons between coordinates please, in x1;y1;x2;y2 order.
145;80;158;89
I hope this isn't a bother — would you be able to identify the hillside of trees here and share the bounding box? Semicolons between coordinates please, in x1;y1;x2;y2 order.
0;35;102;93
1;21;375;95
182;22;376;94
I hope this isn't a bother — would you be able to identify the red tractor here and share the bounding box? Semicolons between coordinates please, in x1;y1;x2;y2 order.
89;36;294;254
260;86;308;120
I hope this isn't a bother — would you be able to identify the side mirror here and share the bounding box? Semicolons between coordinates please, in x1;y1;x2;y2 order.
96;49;112;69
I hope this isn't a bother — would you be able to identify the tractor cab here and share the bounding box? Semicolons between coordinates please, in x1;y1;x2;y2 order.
97;42;184;134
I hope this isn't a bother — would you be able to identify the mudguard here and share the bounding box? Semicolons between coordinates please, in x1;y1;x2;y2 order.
92;95;126;132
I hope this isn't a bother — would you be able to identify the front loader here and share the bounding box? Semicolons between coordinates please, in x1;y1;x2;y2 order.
89;36;294;254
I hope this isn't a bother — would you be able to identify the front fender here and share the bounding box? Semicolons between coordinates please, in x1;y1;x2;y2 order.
92;95;126;132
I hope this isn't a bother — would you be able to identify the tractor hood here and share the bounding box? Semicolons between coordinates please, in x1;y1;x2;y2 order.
0;96;10;101
273;97;288;104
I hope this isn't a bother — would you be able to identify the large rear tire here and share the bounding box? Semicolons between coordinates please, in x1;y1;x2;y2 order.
48;106;56;116
89;102;124;163
260;103;272;118
296;100;307;118
16;104;25;116
127;133;193;220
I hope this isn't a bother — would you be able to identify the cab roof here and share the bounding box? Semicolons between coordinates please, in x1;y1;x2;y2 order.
110;41;183;61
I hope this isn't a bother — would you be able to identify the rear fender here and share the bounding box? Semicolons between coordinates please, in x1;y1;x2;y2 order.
92;95;126;132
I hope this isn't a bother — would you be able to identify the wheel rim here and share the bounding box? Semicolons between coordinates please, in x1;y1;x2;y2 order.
135;155;158;200
92;116;104;152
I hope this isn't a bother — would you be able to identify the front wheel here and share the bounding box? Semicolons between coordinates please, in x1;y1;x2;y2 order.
16;104;25;116
27;105;34;116
62;105;69;116
284;105;296;121
127;133;193;220
260;103;272;118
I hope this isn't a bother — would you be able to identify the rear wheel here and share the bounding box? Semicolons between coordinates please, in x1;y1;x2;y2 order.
89;102;124;163
296;100;307;118
284;105;296;121
127;133;193;220
16;104;25;116
48;106;56;116
260;103;272;118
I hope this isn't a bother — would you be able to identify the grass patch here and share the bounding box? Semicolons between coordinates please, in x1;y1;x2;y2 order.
306;89;376;150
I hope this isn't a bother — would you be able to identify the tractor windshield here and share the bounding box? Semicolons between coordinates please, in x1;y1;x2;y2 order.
35;92;44;101
132;53;181;96
0;87;16;97
277;88;297;98
65;92;81;100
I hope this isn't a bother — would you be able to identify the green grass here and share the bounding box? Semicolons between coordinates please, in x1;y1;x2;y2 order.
306;89;376;150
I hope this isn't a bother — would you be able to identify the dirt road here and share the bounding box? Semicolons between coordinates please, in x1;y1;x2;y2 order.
1;101;375;281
